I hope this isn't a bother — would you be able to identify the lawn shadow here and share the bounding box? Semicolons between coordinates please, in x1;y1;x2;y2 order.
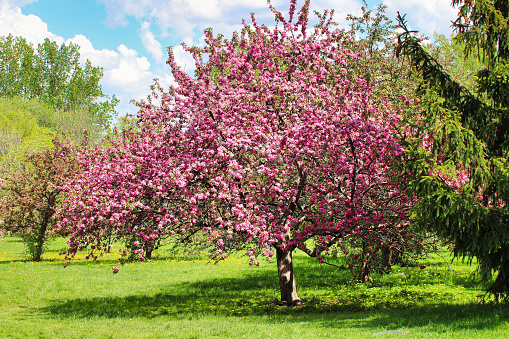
40;266;508;332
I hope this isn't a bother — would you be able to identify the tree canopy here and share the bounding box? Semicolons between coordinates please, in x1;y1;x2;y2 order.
0;137;79;261
57;0;420;306
397;0;509;299
0;34;118;132
0;97;53;171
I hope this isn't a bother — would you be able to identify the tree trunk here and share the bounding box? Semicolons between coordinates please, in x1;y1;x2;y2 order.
31;210;51;262
33;220;48;262
145;247;153;260
276;247;302;306
488;259;509;302
381;246;391;273
358;260;371;282
22;235;27;259
391;247;404;266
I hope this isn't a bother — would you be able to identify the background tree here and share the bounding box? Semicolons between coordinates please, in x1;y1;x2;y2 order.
0;137;80;261
0;95;103;171
396;0;509;300
0;34;118;137
346;1;416;105
345;2;438;273
426;34;484;93
0;97;53;171
58;0;418;306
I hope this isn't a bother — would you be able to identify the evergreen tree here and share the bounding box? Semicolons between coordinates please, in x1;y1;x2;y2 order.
396;0;509;300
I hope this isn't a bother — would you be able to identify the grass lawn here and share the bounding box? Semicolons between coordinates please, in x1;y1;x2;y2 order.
0;236;508;338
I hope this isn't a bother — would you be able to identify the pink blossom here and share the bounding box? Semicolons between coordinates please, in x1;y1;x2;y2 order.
56;0;416;274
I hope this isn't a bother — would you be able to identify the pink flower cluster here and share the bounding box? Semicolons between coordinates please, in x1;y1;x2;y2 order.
57;0;417;266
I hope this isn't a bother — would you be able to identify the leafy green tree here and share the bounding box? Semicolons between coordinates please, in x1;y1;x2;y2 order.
0;34;118;132
347;1;416;103
396;0;509;300
0;97;53;171
426;34;484;93
0;35;37;98
0;96;107;172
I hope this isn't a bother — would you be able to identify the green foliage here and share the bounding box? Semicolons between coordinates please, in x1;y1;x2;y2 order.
396;0;509;300
0;97;53;171
426;34;484;93
476;61;509;107
453;0;509;66
0;95;108;171
346;1;417;105
0;34;118;131
0;34;118;169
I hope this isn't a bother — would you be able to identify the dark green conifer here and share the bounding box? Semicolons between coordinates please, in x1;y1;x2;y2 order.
396;0;509;300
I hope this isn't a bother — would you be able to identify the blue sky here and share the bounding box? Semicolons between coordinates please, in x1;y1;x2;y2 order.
0;0;459;117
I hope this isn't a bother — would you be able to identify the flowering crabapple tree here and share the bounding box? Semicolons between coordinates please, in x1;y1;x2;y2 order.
58;0;417;306
0;136;79;261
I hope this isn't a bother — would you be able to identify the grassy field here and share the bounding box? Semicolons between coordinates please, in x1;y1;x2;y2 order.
0;236;508;338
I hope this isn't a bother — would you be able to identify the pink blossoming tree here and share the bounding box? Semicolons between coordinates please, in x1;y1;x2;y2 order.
0;136;79;261
58;0;417;306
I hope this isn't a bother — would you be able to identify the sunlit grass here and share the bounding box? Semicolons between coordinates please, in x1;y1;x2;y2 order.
0;236;508;338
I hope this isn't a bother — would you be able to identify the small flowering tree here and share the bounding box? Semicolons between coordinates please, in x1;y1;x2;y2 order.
0;136;79;261
59;0;416;306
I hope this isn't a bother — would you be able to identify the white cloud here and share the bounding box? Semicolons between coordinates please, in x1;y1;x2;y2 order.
98;0;278;46
0;2;158;116
383;0;458;38
2;0;37;6
107;44;153;94
68;35;158;110
140;21;164;63
0;1;63;45
313;0;363;17
172;44;196;74
68;35;120;69
221;0;274;9
308;0;364;28
187;0;221;19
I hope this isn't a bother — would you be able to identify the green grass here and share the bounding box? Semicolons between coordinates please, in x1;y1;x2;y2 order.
0;236;508;338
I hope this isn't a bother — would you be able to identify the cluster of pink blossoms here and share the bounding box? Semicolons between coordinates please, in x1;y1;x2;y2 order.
57;0;420;269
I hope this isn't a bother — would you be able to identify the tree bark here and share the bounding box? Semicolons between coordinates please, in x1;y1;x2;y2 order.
381;246;391;273
358;260;371;282
33;218;48;262
488;258;509;302
145;246;153;260
276;247;302;306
